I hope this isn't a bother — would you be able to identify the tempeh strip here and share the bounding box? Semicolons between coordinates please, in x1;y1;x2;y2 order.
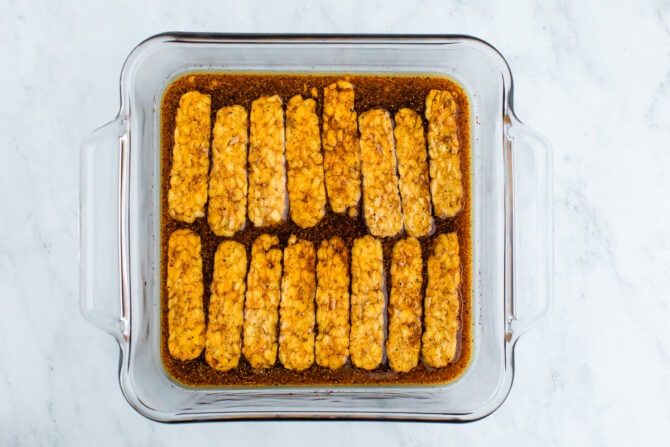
322;81;361;216
205;241;247;371
358;109;403;238
207;105;248;236
248;95;287;227
425;90;463;218
422;232;461;367
167;91;211;223
278;236;317;370
394;109;434;237
387;238;423;372
285;95;327;228
166;229;206;360
350;235;385;370
315;237;350;370
243;234;283;369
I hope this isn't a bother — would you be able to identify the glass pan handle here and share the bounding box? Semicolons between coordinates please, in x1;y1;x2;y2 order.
508;120;554;339
79;117;128;344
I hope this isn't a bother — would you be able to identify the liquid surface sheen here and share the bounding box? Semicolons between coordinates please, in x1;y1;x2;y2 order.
161;73;472;386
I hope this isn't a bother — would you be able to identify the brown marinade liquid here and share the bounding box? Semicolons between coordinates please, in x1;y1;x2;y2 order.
160;73;472;387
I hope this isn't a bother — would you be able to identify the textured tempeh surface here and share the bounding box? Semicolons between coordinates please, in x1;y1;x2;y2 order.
350;235;385;370
422;232;461;367
207;105;248;237
248;95;287;227
387;237;423;373
315;237;350;370
166;229;206;361
358;109;403;238
278;236;317;371
394;108;434;237
167;91;211;223
322;81;361;216
243;234;283;369
205;241;247;371
425;89;463;218
285;95;327;228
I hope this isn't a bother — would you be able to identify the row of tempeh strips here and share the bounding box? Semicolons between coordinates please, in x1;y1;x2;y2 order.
167;83;463;238
167;230;461;373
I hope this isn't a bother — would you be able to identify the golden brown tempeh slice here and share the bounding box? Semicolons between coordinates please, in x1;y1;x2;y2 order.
205;241;247;372
350;235;385;370
248;95;287;227
387;237;423;373
166;229;206;360
285;95;327;228
322;81;361;216
207;105;248;237
358;109;404;238
242;234;283;369
278;236;317;371
167;91;211;223
315;237;350;370
394;109;434;237
422;232;461;367
425;90;463;218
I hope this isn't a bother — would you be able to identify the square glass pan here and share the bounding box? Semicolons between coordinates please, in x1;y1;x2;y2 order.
80;34;553;422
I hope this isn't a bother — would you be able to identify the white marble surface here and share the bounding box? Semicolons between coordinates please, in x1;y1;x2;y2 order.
1;0;668;444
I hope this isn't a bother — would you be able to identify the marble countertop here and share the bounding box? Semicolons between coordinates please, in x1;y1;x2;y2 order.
2;0;668;444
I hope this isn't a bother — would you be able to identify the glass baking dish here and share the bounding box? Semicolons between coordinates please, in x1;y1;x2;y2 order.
79;34;553;422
